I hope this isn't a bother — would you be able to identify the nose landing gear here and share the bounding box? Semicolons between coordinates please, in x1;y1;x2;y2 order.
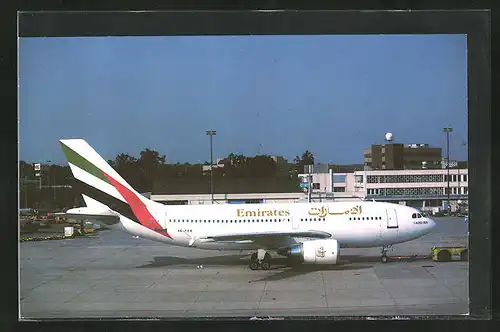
380;245;393;263
249;249;272;270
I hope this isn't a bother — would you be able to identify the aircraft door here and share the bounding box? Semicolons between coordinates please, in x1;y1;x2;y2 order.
386;208;398;229
292;216;299;229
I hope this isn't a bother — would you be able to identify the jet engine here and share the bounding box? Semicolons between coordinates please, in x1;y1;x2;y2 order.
277;239;340;265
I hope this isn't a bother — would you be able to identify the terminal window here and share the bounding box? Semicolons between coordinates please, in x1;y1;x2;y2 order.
367;174;443;183
379;187;442;196
333;174;347;183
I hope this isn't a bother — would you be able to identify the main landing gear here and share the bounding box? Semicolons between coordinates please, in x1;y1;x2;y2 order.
380;245;393;263
249;249;272;270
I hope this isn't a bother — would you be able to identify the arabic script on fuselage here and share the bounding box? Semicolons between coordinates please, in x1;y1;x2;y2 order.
308;205;362;218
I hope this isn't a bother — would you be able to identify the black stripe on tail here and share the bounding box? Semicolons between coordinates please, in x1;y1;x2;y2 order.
70;178;141;225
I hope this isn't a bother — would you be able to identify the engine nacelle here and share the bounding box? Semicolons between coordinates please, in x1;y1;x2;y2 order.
278;239;340;265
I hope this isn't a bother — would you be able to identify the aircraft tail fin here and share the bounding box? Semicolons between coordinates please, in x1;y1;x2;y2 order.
59;139;144;201
59;139;173;239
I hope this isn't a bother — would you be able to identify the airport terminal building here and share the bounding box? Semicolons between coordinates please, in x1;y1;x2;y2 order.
149;166;468;214
297;167;468;214
149;140;467;214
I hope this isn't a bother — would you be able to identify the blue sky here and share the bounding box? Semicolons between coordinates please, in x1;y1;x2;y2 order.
19;34;468;165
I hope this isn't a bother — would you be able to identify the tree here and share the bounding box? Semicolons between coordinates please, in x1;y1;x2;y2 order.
247;155;277;178
228;153;247;168
137;148;167;192
294;150;315;173
112;153;138;169
226;153;248;178
108;153;144;191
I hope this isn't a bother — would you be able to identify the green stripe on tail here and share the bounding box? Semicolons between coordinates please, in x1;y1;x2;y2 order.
60;141;112;184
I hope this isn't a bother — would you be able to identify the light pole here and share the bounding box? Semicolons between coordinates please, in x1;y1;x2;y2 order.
46;160;56;203
206;130;216;204
443;127;453;215
33;163;41;209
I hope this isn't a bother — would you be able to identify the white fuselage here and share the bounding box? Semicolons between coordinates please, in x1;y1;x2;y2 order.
109;200;436;252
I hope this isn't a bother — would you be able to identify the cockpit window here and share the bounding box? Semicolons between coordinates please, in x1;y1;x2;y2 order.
412;213;417;219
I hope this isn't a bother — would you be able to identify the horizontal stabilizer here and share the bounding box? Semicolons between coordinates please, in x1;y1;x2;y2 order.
55;207;120;225
203;230;332;242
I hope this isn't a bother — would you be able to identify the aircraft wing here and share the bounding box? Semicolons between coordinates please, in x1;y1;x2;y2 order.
201;230;332;242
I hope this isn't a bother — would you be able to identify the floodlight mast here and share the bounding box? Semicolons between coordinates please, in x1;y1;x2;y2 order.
206;130;216;204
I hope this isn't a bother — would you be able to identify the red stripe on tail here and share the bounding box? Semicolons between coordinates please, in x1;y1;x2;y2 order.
102;171;172;239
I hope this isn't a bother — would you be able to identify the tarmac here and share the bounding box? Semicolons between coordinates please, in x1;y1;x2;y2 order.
19;216;469;319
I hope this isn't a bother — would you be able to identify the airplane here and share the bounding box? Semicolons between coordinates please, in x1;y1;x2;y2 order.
57;139;436;270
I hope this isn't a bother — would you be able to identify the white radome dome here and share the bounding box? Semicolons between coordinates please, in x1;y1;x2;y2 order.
385;132;393;141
